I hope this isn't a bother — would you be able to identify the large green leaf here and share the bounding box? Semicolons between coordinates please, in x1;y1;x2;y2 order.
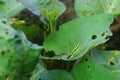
89;50;120;79
41;69;74;80
31;61;74;80
71;61;118;80
75;0;120;17
43;14;113;60
0;14;16;40
20;0;66;16
0;15;42;79
0;0;24;17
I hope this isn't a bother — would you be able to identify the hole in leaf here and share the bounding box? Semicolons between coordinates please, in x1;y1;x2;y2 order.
1;51;5;55
109;3;112;6
5;75;8;78
105;36;110;40
5;31;9;34
85;58;88;61
101;32;105;37
106;31;108;33
8;59;11;62
91;12;96;15
87;65;90;68
15;39;21;44
15;35;19;38
45;51;55;57
2;20;7;24
92;35;97;40
86;1;89;4
110;61;115;65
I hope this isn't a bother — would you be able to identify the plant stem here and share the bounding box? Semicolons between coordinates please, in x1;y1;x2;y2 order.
50;20;54;32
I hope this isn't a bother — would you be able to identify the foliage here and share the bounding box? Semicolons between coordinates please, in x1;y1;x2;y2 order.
0;0;24;17
44;14;113;60
0;14;41;80
75;0;120;17
71;61;118;80
1;0;120;80
41;69;74;80
20;0;66;32
89;50;120;79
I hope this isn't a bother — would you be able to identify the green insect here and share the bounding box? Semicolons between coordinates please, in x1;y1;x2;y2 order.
67;43;81;59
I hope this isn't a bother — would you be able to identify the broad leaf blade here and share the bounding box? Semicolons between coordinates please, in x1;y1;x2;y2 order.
19;0;40;15
71;61;118;80
0;15;42;79
20;0;66;16
89;50;120;79
0;14;16;40
41;69;74;80
44;14;113;60
75;0;120;17
0;0;24;17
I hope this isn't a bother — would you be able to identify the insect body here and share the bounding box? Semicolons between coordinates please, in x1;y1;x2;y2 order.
67;43;81;59
11;18;25;25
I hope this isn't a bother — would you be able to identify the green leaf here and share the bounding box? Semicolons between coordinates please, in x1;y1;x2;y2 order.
43;14;113;60
89;50;115;65
20;0;66;16
41;69;74;80
30;60;47;80
0;15;42;79
20;24;40;38
0;14;16;40
89;50;120;79
71;61;118;80
75;0;120;17
0;0;24;17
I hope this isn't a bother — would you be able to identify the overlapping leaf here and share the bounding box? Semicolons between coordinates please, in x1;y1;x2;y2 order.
44;14;113;60
0;14;16;40
71;61;118;80
89;50;120;79
41;69;74;80
0;15;41;79
20;0;66;16
75;0;120;17
0;0;24;17
30;60;47;80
